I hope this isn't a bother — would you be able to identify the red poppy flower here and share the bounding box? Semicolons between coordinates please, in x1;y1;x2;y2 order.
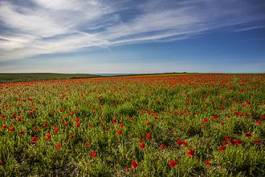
255;120;261;126
186;149;195;158
31;136;38;144
231;139;242;145
131;160;138;169
146;132;152;140
223;136;232;143
168;160;177;168
90;150;97;158
63;121;68;126
119;123;124;128
53;126;59;134
244;132;252;137
55;143;62;151
211;114;219;120
76;121;81;128
8;126;15;132
218;145;226;152
234;112;243;117
159;144;166;150
202;118;209;123
1;124;7;129
75;117;80;122
112;118;117;124
204;160;211;167
253;140;262;145
116;129;123;136
176;139;188;146
260;114;265;120
45;132;51;141
139;142;145;150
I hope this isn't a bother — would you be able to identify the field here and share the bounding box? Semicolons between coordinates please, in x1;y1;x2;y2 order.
0;74;265;176
0;73;99;83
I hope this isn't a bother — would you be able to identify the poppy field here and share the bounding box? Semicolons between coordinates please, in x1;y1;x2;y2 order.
0;74;265;177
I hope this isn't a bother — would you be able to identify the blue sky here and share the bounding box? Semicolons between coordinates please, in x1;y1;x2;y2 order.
0;0;265;73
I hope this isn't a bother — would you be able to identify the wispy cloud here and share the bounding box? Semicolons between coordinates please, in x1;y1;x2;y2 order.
0;0;264;61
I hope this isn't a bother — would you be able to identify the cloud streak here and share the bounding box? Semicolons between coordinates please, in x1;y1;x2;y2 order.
0;0;264;61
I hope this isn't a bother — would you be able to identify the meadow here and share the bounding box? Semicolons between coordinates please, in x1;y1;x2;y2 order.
0;73;98;83
0;74;265;177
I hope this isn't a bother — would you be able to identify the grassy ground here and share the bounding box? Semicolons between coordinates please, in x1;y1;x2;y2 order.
0;74;265;176
0;73;99;83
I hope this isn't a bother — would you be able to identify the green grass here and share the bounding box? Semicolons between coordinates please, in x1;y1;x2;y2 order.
0;73;99;83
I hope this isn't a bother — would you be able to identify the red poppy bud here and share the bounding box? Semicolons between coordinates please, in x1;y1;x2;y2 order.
90;150;97;158
139;142;145;150
186;149;195;157
131;160;138;169
168;160;177;168
146;132;152;140
55;143;62;151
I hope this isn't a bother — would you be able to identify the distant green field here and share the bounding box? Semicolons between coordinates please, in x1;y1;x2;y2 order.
0;73;192;83
0;73;99;83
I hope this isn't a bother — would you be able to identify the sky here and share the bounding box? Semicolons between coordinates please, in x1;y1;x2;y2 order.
0;0;265;73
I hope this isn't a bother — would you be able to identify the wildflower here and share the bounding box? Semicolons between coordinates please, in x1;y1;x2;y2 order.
186;149;195;158
234;112;243;117
223;136;232;144
63;121;68;126
119;123;124;128
244;132;252;138
8;126;15;132
76;121;81;128
45;132;51;141
218;145;226;152
211;114;219;121
1;124;7;129
139;142;145;150
260;114;265;120
253;140;262;145
176;139;188;146
53;126;59;134
116;129;123;136
231;139;242;145
202;118;209;123
255;120;261;126
75;117;80;123
112;118;117;124
168;160;177;168
90;150;97;158
131;160;138;169
31;136;38;144
159;144;166;150
55;143;62;151
204;160;211;167
146;132;152;140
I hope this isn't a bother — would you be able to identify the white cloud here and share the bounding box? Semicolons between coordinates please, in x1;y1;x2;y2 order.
0;0;264;61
